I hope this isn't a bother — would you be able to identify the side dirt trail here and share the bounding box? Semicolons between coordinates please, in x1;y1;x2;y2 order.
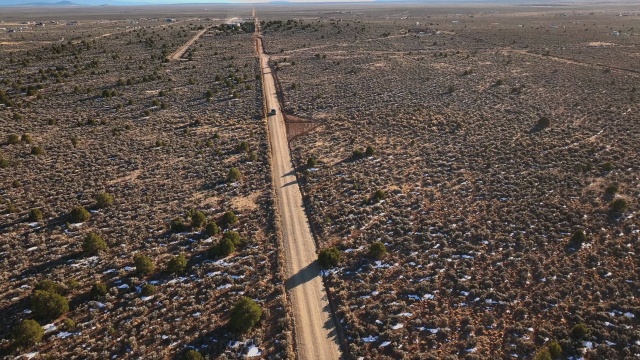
254;15;342;360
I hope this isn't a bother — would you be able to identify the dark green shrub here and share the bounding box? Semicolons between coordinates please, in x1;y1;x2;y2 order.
248;151;258;162
35;280;66;295
12;319;44;347
95;192;114;208
170;217;187;232
0;155;9;168
236;141;249;153
141;283;157;296
167;253;187;274
371;190;386;204
534;349;552;360
306;157;318;167
570;323;589;339
209;238;235;258
365;145;375;157
220;211;238;228
537;116;551;129
190;210;207;229
569;230;586;246
227;167;242;182
601;162;613;172
229;297;262;333
352;148;365;160
21;133;32;144
369;241;387;260
90;282;108;300
183;349;204;360
494;79;504;86
82;233;107;254
447;85;456;94
6;203;17;213
69;205;90;223
318;247;341;268
62;318;76;331
547;341;562;359
30;146;44;155
134;254;155;276
31;290;69;320
8;134;21;144
205;222;220;236
604;184;618;196
223;231;243;246
609;198;627;214
28;208;43;222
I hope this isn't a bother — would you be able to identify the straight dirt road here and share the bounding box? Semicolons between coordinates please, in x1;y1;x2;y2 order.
254;16;342;360
167;26;210;61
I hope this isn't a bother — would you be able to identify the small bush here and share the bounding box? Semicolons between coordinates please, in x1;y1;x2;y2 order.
82;233;107;254
35;280;66;295
365;145;375;157
534;349;552;360
369;241;387;260
547;341;562;359
134;254;155;276
371;190;386;204
609;198;627;214
30;146;44;155
307;157;318;168
318;247;341;268
167;253;187;274
190;210;207;229
209;238;236;258
352;148;365;160
570;323;589;340
21;133;32;144
494;79;504;86
220;211;238;228
31;290;69;320
223;231;244;246
170;217;188;232
90;282;108;300
62;318;76;331
8;134;21;144
229;297;262;333
183;349;204;360
537;116;551;129
141;283;157;296
95;192;114;208
69;205;90;223
227;167;242;182
604;184;618;196
236;141;249;153
12;319;44;347
205;222;220;236
28;208;43;222
0;155;9;168
601;162;613;172
569;230;586;246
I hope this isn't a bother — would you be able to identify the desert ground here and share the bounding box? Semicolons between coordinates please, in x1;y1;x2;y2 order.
1;2;639;360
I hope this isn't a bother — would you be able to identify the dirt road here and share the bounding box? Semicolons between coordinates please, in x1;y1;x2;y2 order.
255;17;342;360
167;26;210;61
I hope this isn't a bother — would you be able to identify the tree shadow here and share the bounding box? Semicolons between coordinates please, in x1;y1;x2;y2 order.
17;252;82;279
282;180;297;188
285;261;320;291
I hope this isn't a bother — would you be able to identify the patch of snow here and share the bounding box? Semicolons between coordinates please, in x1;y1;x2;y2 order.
26;246;38;251
217;284;232;290
57;331;73;339
192;312;201;317
466;347;477;353
398;313;412;317
117;284;129;289
371;291;379;296
408;295;420;301
362;335;378;343
380;341;391;347
375;320;383;325
391;323;404;330
624;312;635;318
246;345;262;357
423;293;435;300
43;323;57;333
141;295;154;301
21;352;39;359
103;269;117;274
23;309;32;314
123;266;134;272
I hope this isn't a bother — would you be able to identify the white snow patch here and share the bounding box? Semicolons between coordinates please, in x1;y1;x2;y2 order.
57;331;73;339
391;323;404;330
624;312;635;318
380;341;391;347
217;284;232;290
117;284;129;289
43;323;57;334
362;335;378;343
246;345;262;357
